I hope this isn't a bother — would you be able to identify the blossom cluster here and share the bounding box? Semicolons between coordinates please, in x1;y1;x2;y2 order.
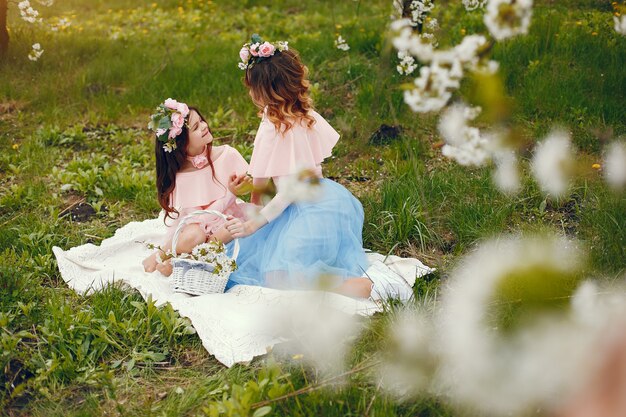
187;241;237;278
238;34;288;71
148;98;190;153
18;1;41;23
334;35;350;51
17;0;55;61
394;0;435;26
376;233;626;415
393;15;495;112
28;43;44;61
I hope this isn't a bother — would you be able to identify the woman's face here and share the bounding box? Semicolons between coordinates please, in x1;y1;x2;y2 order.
186;110;212;154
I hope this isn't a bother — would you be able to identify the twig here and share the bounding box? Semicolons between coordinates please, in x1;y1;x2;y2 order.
0;212;21;227
58;197;86;217
251;360;380;409
364;381;381;417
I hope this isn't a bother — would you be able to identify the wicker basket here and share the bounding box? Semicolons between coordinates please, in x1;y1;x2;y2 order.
170;210;239;295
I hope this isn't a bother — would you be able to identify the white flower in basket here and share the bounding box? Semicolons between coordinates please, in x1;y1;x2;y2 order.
170;210;239;295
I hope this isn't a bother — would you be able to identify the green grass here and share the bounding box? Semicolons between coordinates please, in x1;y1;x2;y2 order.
1;0;625;415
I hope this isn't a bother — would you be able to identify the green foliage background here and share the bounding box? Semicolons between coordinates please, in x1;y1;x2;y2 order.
0;0;624;415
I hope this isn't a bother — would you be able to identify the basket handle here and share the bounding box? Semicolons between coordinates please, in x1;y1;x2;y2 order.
171;209;239;261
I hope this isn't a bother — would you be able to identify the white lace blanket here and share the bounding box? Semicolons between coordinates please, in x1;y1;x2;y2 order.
53;217;434;367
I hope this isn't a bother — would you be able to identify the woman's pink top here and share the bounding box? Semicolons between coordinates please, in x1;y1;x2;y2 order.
163;145;250;244
248;110;340;222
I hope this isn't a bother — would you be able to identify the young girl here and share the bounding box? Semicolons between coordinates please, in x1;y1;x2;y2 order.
143;98;252;275
224;37;379;298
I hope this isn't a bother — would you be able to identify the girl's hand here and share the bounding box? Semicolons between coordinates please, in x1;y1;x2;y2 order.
224;217;267;238
228;173;254;196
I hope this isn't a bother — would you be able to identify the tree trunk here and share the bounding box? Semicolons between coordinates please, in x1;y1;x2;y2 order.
0;0;9;56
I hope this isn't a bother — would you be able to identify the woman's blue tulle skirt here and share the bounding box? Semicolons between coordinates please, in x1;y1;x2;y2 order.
225;179;368;290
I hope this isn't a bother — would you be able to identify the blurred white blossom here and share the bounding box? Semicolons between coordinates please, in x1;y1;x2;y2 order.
438;235;593;415
392;19;436;62
604;141;626;190
28;43;44;61
484;0;534;41
531;129;575;197
453;34;489;67
334;35;350;51
425;17;438;31
261;292;362;376
492;148;521;194
438;102;491;166
278;168;323;203
463;0;487;11
614;15;626;36
377;309;438;398
404;59;462;113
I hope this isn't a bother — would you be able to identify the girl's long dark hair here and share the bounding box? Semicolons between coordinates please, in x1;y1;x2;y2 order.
155;107;215;222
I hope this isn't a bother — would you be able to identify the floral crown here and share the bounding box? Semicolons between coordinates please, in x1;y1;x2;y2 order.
148;98;190;153
238;33;289;71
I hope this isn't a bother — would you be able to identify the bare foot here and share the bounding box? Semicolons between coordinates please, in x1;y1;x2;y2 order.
143;252;158;272
156;260;173;277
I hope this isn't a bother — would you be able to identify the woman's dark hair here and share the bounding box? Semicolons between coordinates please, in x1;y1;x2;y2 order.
155;107;215;222
244;48;315;132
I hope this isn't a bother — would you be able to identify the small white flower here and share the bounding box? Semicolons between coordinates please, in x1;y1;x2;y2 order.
162;142;176;153
614;15;626;36
604;140;626;190
276;40;289;51
484;0;534;41
462;0;487;11
531;129;575;197
28;43;44;61
334;35;350;51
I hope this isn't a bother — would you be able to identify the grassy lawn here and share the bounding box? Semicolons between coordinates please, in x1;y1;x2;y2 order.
1;0;624;415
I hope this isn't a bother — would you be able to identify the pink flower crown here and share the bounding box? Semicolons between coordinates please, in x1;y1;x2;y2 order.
148;98;190;153
238;33;289;71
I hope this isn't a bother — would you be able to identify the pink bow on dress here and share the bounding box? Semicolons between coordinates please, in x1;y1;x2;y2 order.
188;145;209;169
189;153;209;169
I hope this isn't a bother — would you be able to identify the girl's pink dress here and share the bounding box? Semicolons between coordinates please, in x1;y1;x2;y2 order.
162;145;251;245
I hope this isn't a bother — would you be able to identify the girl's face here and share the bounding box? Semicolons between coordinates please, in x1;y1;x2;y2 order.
186;110;212;154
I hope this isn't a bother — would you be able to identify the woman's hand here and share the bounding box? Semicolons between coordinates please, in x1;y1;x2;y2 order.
228;173;253;196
